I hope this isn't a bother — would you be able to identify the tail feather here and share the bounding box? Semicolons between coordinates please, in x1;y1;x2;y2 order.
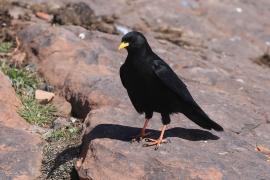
183;106;223;131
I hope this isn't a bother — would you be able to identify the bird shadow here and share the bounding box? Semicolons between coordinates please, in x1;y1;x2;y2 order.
48;123;219;178
82;123;220;143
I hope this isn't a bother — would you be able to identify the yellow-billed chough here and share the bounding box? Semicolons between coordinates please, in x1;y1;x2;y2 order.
119;31;223;149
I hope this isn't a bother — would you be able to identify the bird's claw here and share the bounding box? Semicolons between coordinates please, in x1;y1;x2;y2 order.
131;137;142;143
143;138;169;150
131;132;151;143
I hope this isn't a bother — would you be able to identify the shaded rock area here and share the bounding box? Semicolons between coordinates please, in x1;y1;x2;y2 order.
52;2;94;26
254;53;270;68
0;71;42;179
52;2;118;35
8;1;118;34
3;0;270;179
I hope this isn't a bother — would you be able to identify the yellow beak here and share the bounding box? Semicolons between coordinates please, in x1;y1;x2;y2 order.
118;42;129;50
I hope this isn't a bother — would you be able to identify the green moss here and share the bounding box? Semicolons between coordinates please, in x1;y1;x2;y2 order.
0;62;40;96
0;41;13;53
18;96;57;126
47;126;80;141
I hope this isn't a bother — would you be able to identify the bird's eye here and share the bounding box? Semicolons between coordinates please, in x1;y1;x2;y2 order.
127;38;132;43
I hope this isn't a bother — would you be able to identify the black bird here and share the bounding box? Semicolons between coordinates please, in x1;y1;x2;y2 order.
118;31;223;149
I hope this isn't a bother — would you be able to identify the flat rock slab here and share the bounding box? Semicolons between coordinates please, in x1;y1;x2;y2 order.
0;72;42;179
76;107;269;180
18;22;270;180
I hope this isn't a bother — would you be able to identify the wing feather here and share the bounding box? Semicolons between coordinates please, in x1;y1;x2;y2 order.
152;59;196;105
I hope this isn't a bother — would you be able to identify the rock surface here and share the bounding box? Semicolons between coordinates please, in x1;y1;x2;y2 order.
13;0;270;179
52;95;72;117
0;71;42;180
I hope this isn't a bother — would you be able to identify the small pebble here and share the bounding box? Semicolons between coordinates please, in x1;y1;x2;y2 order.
238;87;244;91
218;152;229;155
70;117;77;123
236;78;244;83
235;7;243;13
79;33;86;40
230;36;241;42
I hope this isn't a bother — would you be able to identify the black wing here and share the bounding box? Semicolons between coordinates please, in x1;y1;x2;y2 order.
152;59;223;131
152;59;197;105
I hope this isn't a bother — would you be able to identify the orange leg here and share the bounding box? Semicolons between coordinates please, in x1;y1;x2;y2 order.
132;118;151;142
144;125;167;150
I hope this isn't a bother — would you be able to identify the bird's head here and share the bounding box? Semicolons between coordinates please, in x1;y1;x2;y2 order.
118;31;151;53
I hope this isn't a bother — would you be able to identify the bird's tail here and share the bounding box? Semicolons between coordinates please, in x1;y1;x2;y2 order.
183;105;223;131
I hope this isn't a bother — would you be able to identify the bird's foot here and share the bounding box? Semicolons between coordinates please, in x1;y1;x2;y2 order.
144;138;169;150
131;132;151;143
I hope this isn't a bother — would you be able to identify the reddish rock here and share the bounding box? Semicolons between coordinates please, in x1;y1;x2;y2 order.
52;95;72;117
35;11;52;22
35;89;55;103
0;72;42;179
19;23;124;118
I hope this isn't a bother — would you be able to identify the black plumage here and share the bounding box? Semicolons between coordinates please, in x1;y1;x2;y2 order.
119;31;223;149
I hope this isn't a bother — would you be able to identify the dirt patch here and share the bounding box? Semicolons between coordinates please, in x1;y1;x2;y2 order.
0;4;13;42
0;7;12;28
41;127;82;180
0;6;21;63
